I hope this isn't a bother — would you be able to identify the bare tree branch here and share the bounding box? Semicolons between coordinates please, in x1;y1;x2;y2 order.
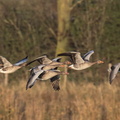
70;0;83;11
48;27;57;40
4;18;24;40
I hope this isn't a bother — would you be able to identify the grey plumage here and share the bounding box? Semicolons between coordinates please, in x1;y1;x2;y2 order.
26;65;44;90
82;50;94;61
57;50;94;65
26;55;67;90
57;50;103;70
0;56;28;74
26;54;69;90
108;63;120;84
26;64;68;90
26;55;62;66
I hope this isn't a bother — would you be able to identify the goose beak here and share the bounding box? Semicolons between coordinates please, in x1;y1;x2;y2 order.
97;60;104;64
100;61;104;64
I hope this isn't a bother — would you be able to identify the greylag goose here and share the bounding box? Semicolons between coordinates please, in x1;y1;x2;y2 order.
38;70;68;80
108;63;120;84
29;60;68;71
26;55;70;90
57;51;104;70
26;55;71;68
26;55;52;65
0;56;28;73
26;64;69;90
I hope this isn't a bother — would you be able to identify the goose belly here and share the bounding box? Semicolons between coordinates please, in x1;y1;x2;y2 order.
41;72;57;80
41;75;54;80
0;67;20;73
69;64;91;70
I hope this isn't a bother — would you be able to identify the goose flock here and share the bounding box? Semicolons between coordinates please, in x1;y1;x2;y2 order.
0;50;119;91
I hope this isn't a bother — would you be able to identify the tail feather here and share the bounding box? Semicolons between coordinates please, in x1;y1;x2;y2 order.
51;79;60;91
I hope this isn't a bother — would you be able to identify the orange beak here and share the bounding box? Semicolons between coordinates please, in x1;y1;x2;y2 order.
97;60;104;64
99;61;104;64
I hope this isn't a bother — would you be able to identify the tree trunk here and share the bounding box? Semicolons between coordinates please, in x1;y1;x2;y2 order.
56;0;72;88
56;0;72;55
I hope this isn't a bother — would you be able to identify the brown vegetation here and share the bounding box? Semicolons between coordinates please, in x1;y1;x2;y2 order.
0;80;120;120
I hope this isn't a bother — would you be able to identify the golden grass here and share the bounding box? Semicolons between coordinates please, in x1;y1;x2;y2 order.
0;80;120;120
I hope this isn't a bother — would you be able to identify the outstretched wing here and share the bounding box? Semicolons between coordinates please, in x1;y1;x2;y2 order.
14;56;28;66
57;52;76;64
50;75;60;91
57;52;84;65
109;63;120;84
52;57;61;62
74;52;85;65
26;55;52;66
0;56;12;68
82;50;94;61
26;69;44;90
26;65;45;90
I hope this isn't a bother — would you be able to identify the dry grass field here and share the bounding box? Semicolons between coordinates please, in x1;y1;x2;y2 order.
0;80;120;120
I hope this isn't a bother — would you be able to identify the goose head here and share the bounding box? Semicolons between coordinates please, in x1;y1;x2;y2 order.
96;60;104;64
108;63;112;72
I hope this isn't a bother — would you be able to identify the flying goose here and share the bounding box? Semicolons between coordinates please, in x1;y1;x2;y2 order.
38;70;69;81
108;63;120;84
26;55;61;65
26;55;70;90
26;64;69;90
57;51;104;70
26;55;52;65
0;56;28;73
28;60;68;71
26;55;71;68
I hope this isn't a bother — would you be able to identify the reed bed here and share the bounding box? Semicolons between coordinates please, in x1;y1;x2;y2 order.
0;80;119;120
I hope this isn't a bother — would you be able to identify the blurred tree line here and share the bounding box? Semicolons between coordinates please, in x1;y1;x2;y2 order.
0;0;120;84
